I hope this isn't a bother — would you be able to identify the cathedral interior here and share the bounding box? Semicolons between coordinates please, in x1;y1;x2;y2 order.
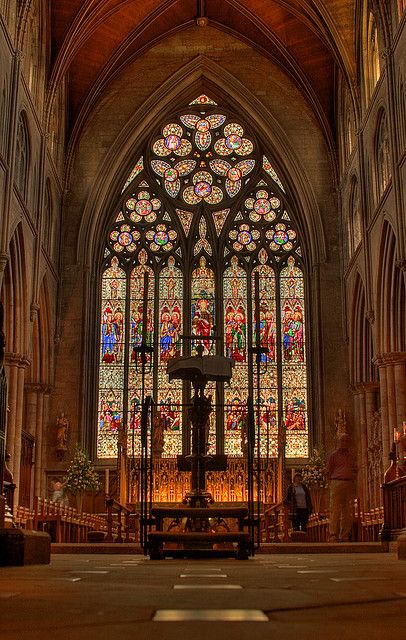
1;0;406;562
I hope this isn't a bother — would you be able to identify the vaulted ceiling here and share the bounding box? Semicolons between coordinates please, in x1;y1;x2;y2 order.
49;0;356;138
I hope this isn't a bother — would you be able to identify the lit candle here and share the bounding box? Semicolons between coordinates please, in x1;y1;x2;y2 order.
394;429;401;443
105;468;110;495
403;421;406;435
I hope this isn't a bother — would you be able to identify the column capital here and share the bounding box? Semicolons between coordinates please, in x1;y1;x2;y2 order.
24;382;51;394
5;352;31;368
374;352;406;367
353;382;380;394
396;259;406;273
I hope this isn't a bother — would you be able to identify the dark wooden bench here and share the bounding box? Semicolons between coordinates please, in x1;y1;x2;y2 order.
148;530;250;559
150;506;248;531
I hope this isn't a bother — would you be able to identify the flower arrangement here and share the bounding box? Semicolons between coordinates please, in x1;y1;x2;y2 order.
63;445;100;496
301;447;328;489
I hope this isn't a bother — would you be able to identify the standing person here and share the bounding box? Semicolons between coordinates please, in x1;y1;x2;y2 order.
284;472;313;532
326;433;357;542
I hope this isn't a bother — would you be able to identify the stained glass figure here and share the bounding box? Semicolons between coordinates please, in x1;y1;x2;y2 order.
224;257;248;456
251;258;279;457
280;257;308;457
159;257;182;362
191;256;215;355
97;257;126;458
129;260;154;362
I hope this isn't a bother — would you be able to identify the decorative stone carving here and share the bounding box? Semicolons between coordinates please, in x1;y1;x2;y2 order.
334;408;347;436
56;413;69;459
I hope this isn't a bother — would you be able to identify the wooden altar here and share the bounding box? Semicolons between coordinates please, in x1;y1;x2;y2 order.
127;456;278;505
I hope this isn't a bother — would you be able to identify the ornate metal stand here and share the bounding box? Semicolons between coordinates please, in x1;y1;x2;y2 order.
167;343;233;509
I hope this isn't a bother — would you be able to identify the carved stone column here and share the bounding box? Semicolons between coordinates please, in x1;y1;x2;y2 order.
352;386;366;508
41;389;51;496
377;353;406;453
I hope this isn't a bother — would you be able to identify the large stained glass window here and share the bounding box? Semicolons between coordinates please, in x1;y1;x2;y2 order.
97;96;308;460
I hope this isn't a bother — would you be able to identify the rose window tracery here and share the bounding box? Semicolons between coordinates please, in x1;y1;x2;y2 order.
245;189;281;222
265;223;296;252
109;224;140;253
146;223;177;252
125;190;161;223
150;111;256;206
229;223;260;252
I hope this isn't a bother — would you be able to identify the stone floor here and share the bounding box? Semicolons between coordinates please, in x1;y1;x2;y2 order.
1;552;405;639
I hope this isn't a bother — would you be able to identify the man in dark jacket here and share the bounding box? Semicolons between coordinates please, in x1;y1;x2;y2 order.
284;472;313;532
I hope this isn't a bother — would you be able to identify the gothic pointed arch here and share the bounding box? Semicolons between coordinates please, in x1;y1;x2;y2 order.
95;96;309;462
376;221;406;353
350;274;374;384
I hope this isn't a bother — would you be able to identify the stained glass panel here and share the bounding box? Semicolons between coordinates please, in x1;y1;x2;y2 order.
127;260;154;456
191;256;215;355
263;155;285;192
224;257;248;455
121;157;144;193
97;257;126;458
280;257;308;457
159;257;182;362
98;99;309;469
252;259;278;456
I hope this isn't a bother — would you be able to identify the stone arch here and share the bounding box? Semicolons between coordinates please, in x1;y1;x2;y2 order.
15;111;31;201
376;220;405;353
74;58;327;272
350;272;374;385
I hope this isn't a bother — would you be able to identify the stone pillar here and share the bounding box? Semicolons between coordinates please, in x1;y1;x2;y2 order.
378;352;406;445
376;360;390;464
393;354;406;428
34;388;45;500
353;387;366;509
5;355;19;472
41;389;51;496
364;382;380;509
5;353;30;505
24;384;38;436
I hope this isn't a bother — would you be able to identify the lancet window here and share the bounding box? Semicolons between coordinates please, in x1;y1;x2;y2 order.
97;95;309;460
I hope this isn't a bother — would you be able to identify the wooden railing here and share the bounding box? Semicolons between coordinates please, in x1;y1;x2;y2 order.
32;497;109;543
3;481;15;512
105;498;138;543
261;498;384;543
382;476;406;539
262;502;289;542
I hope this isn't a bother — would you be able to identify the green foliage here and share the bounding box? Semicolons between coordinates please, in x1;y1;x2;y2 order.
301;447;328;489
64;445;100;495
